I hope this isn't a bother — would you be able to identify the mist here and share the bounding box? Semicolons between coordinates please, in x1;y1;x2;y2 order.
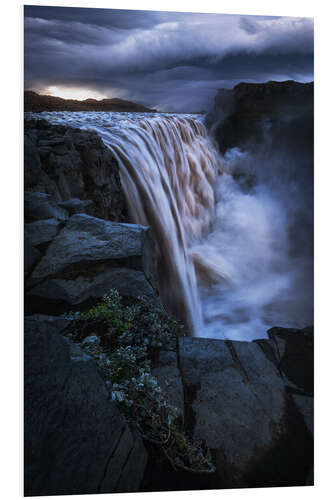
193;114;314;340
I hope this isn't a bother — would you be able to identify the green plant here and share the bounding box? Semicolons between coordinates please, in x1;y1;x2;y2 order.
63;290;214;474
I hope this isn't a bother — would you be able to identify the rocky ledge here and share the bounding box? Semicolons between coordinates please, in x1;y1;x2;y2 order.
207;80;314;154
25;119;159;314
25;313;313;495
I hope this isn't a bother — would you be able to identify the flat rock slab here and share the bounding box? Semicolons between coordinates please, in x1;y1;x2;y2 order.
32;214;151;279
28;268;154;305
178;336;313;488
24;315;147;496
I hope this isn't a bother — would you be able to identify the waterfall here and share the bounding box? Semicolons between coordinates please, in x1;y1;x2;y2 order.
29;111;221;335
98;115;221;336
31;110;313;340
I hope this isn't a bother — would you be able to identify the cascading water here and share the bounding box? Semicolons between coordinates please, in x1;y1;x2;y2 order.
98;114;221;336
27;111;313;340
30;111;221;336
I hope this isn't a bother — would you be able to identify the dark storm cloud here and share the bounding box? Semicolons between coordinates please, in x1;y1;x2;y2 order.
24;6;314;111
24;6;161;29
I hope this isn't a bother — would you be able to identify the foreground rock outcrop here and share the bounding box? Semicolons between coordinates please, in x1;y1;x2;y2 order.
142;326;313;491
25;315;147;496
179;329;313;488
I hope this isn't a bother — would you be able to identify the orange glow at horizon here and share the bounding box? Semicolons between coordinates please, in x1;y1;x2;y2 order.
43;86;108;101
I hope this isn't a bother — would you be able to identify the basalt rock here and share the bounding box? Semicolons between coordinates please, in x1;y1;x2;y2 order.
207;80;314;155
26;214;157;314
25;191;68;223
267;326;314;395
24;119;128;222
174;334;313;490
24;218;62;247
24;315;147;496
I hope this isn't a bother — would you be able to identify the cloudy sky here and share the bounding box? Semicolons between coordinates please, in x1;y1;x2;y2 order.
24;6;314;112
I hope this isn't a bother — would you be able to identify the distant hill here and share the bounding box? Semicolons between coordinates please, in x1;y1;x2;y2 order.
24;91;156;113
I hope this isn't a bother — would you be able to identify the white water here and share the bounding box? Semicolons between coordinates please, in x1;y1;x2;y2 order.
26;111;313;340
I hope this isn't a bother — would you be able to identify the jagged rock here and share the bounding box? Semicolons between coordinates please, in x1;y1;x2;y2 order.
25;191;68;222
24;315;147;496
152;351;184;419
178;336;313;488
24;134;44;188
24;218;61;247
24;120;128;221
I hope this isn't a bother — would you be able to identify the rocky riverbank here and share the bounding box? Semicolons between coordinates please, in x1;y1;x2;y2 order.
24;116;313;495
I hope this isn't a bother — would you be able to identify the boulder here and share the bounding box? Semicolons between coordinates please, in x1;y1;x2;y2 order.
26;214;156;314
32;214;154;280
24;315;147;496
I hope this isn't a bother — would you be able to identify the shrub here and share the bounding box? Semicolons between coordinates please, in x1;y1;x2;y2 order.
63;290;214;474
